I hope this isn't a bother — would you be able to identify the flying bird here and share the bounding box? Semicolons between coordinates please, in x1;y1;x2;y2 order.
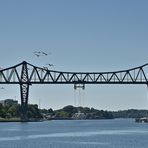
42;52;48;56
43;66;48;70
33;51;51;57
34;51;41;54
46;64;54;67
34;53;40;57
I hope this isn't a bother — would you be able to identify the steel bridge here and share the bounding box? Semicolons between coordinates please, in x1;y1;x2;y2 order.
0;61;148;121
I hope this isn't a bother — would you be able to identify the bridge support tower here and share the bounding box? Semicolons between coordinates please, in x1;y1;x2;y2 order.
20;61;29;122
20;83;29;122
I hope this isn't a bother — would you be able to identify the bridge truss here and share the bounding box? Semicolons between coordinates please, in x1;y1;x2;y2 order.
0;61;148;121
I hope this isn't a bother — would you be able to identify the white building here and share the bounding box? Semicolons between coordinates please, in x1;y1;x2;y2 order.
72;111;86;119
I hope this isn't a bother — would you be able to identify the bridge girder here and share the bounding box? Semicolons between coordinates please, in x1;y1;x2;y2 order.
0;61;148;85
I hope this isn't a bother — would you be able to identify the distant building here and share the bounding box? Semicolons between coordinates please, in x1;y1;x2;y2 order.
72;111;86;119
0;99;18;107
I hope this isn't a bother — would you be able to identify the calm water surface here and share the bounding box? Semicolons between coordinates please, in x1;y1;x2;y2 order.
0;119;148;148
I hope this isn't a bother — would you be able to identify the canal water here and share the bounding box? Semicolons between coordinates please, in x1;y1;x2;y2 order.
0;119;148;148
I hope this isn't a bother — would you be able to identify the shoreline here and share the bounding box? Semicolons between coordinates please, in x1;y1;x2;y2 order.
0;118;116;122
0;118;44;122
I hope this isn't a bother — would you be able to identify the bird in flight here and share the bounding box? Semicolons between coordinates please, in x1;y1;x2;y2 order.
43;66;48;70
42;52;48;56
34;53;40;57
33;51;51;57
46;64;54;67
33;51;41;57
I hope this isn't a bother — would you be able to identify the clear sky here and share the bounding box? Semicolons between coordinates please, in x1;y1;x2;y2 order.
0;0;148;110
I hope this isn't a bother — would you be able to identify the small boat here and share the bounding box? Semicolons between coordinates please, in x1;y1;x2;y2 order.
135;117;148;123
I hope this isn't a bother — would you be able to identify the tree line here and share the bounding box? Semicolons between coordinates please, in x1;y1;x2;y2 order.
0;102;148;120
0;103;42;119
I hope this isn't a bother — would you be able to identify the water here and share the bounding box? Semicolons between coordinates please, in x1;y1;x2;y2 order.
0;119;148;148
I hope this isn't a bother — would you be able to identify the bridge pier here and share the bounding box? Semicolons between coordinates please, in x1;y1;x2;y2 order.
20;61;29;122
20;84;29;122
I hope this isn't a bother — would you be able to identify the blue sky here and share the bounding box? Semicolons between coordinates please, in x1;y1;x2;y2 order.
0;0;148;110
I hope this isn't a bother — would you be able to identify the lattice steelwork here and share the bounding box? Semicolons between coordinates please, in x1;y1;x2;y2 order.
0;61;148;121
20;62;30;121
0;61;148;84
